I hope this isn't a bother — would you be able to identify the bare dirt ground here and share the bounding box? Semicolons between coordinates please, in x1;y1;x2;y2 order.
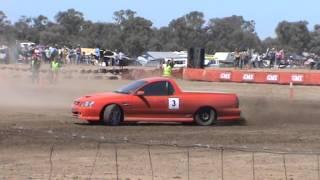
1;64;320;179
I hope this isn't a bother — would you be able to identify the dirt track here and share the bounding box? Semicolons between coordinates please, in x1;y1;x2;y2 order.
1;64;320;179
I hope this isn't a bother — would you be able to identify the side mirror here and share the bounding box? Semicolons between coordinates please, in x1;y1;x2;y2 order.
136;90;145;96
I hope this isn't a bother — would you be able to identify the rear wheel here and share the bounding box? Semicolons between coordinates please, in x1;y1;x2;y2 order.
194;107;216;126
102;104;122;126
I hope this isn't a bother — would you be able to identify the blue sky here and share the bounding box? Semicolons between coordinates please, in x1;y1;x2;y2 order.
1;0;320;39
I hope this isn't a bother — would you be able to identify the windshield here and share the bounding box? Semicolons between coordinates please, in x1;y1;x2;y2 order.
115;80;147;94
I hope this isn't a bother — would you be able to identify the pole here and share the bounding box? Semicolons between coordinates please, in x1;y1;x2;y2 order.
289;82;294;100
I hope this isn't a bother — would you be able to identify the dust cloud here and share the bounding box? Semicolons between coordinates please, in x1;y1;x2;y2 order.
240;96;320;126
1;64;320;127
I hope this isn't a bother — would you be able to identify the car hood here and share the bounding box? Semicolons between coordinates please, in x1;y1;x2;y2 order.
76;92;128;101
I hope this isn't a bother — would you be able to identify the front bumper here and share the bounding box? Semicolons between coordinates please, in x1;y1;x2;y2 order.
72;105;100;121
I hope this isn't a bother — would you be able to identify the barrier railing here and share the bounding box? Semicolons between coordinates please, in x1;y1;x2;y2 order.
183;68;320;85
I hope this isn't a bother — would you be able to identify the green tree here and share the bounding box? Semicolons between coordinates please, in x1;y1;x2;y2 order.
7;9;320;57
39;24;67;45
78;21;121;49
113;9;136;25
55;9;84;37
33;15;49;31
275;21;310;52
261;37;280;52
0;11;10;26
0;11;15;43
168;11;206;49
206;15;261;51
14;16;33;41
308;25;320;54
113;9;153;56
148;27;178;51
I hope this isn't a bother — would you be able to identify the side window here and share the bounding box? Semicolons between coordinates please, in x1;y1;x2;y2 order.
142;81;175;96
167;81;174;95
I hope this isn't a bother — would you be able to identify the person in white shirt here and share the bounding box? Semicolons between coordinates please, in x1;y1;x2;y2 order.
117;51;125;70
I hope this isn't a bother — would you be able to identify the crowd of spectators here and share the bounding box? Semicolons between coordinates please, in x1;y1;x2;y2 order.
233;48;320;70
5;43;127;84
1;42;320;70
92;47;127;69
17;44;89;65
14;43;127;68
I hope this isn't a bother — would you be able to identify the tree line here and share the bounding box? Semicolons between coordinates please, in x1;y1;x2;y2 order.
1;9;320;57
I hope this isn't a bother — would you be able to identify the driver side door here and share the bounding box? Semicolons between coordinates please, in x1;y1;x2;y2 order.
127;81;180;119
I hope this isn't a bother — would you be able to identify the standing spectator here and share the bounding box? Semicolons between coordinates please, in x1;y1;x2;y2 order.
44;46;51;63
102;49;110;66
112;49;118;66
280;49;285;60
50;58;60;83
26;44;35;64
76;44;82;64
104;50;115;66
38;46;45;63
68;46;75;64
20;44;29;64
269;48;276;69
244;49;251;69
234;48;241;68
162;59;175;77
239;49;247;69
288;56;294;68
62;46;68;64
95;47;100;61
118;50;125;70
49;45;58;62
275;49;282;67
14;44;20;64
82;51;88;64
99;49;105;64
316;55;320;70
304;56;316;69
250;51;259;68
31;52;41;83
58;46;63;62
5;47;9;64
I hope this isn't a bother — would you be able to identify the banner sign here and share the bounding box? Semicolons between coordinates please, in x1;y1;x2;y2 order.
219;72;232;81
242;73;255;81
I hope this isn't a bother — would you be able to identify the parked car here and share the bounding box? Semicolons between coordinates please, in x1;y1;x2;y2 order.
0;46;9;64
144;58;164;67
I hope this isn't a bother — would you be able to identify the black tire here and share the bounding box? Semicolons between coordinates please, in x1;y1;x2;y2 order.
102;104;122;126
194;107;216;126
87;121;101;125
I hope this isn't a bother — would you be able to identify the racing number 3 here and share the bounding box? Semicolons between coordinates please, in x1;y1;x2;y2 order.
168;98;179;110
172;100;176;107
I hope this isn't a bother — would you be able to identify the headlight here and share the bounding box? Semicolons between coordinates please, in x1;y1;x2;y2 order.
82;101;95;107
74;100;80;105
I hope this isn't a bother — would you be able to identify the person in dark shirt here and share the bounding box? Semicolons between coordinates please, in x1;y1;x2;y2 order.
269;48;276;69
31;53;41;83
76;44;82;64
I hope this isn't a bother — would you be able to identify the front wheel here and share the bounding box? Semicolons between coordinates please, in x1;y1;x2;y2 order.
87;120;101;125
102;104;122;126
194;107;216;126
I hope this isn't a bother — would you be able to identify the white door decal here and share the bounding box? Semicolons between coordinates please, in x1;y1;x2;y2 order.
168;98;179;110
